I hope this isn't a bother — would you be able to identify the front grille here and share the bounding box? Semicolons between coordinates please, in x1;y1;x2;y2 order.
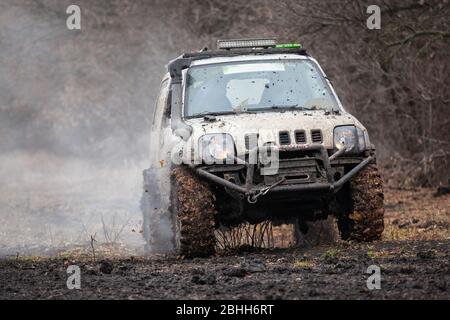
295;130;307;144
311;130;323;143
279;131;291;145
264;156;320;185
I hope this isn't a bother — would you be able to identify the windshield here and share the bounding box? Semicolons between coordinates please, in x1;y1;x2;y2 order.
184;59;339;118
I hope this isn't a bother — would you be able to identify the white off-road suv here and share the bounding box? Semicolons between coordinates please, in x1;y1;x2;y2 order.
142;39;384;257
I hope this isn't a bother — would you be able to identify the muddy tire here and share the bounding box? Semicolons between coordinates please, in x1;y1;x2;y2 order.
171;167;216;258
337;164;385;242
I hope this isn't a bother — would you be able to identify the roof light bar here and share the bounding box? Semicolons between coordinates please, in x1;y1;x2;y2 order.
276;43;302;49
217;38;277;50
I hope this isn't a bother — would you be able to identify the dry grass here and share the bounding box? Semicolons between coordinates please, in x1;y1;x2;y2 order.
293;259;315;269
383;188;450;241
55;243;137;261
215;223;295;252
366;247;392;259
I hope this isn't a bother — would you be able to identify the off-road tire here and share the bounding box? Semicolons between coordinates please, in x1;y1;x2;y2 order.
337;164;385;241
171;167;216;258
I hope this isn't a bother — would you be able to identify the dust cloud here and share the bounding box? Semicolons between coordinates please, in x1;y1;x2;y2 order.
0;0;204;256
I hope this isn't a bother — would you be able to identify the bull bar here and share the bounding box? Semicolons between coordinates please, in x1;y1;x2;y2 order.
195;145;375;202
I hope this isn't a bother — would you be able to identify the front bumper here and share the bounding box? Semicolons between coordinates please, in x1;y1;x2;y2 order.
195;145;374;201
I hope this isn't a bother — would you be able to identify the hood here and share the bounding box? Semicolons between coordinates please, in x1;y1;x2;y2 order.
184;110;367;155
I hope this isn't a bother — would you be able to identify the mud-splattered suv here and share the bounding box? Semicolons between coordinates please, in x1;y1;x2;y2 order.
142;39;384;257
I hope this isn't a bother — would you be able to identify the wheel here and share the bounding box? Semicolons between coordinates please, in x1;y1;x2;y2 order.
336;163;385;241
171;167;216;258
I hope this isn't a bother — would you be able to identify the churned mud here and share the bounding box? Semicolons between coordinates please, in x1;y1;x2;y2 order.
0;240;448;300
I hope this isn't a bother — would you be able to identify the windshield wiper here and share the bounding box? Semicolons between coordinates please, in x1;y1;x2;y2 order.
249;105;315;112
186;111;237;119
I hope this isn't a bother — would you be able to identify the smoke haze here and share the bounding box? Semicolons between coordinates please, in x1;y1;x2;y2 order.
0;0;205;255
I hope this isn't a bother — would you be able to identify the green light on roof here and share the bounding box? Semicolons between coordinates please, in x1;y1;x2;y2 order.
276;43;302;49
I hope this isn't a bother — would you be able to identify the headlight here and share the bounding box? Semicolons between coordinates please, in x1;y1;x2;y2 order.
333;126;366;153
199;134;235;163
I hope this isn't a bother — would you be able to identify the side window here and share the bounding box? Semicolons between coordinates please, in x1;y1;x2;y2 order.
165;88;172;118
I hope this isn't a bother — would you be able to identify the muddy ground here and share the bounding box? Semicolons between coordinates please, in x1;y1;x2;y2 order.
0;240;448;300
0;188;448;300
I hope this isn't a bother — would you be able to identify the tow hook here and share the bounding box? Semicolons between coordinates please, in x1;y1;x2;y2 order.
247;178;286;204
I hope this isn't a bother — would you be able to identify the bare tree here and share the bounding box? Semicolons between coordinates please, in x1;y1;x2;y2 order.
181;0;450;187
